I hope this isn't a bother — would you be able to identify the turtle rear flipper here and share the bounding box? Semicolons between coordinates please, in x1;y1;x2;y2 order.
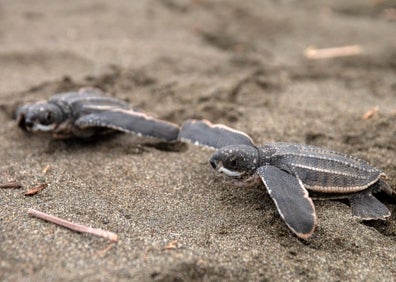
179;119;255;149
75;109;179;141
257;165;316;239
350;192;391;220
378;178;394;195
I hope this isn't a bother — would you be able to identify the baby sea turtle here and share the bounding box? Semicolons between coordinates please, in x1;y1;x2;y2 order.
16;87;179;141
179;119;393;239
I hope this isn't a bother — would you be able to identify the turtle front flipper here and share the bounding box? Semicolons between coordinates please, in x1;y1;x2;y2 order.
75;109;179;141
257;165;316;239
179;119;255;149
349;191;390;220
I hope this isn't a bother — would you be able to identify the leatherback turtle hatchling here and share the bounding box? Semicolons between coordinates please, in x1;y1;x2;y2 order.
16;87;179;141
179;119;393;239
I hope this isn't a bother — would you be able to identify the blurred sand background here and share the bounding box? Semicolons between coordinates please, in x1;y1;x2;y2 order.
0;0;395;281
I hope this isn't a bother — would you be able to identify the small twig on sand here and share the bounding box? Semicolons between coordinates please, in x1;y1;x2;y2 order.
97;243;116;257
42;165;51;175
363;106;379;120
162;240;178;250
28;208;119;242
25;184;47;196
0;181;21;189
304;45;363;59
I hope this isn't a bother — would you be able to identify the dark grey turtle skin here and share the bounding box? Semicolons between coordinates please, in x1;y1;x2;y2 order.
16;87;179;141
179;119;394;239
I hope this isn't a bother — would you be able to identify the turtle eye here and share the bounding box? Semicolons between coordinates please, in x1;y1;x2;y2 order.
229;158;238;168
43;111;53;124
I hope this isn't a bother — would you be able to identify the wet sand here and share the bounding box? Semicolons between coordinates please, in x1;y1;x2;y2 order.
0;1;395;281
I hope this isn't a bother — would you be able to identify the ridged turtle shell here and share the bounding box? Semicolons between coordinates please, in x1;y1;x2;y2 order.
263;143;384;193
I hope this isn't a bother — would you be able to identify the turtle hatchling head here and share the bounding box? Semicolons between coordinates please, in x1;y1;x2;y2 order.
16;102;64;133
209;145;260;178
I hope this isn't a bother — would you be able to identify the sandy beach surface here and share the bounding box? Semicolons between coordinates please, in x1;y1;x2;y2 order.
1;1;395;281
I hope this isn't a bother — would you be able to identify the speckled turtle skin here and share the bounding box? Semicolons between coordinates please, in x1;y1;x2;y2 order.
179;119;394;239
16;87;179;141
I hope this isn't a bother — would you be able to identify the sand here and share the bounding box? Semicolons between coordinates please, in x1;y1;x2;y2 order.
0;0;395;281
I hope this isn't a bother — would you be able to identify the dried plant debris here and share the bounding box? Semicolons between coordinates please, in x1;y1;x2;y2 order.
28;208;119;242
0;181;21;189
304;45;363;59
24;184;47;196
